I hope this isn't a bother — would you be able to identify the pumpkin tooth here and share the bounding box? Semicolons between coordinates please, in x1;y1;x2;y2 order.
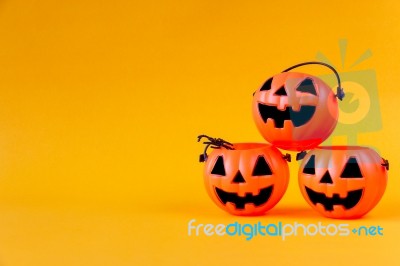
265;118;276;129
277;100;286;111
252;189;260;196
283;120;293;128
244;203;256;211
291;102;301;112
237;190;246;197
339;191;348;199
315;203;326;213
333;205;346;216
325;190;334;198
226;202;237;212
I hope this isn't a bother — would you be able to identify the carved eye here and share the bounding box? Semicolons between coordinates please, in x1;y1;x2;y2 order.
296;78;317;95
260;77;273;91
341;157;363;178
211;156;226;176
252;156;273;176
274;85;287;96
303;155;315;175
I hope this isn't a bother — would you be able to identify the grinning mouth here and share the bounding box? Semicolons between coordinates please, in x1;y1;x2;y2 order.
258;103;316;128
305;186;363;211
214;186;273;210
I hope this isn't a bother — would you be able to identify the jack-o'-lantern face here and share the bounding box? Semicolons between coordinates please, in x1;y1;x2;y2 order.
298;146;388;219
204;143;289;216
252;72;339;151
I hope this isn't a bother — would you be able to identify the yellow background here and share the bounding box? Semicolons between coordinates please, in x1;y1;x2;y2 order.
0;0;399;265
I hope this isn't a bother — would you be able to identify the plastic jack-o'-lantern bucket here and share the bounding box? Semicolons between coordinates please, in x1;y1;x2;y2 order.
298;146;389;219
198;135;290;216
252;62;345;152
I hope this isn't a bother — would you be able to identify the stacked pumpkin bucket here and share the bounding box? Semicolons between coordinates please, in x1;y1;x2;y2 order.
198;62;389;219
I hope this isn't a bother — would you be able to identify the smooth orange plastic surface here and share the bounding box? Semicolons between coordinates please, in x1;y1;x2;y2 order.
298;146;388;219
252;72;339;151
203;143;289;216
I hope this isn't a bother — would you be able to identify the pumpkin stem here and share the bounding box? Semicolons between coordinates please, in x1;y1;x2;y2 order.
282;61;345;101
197;135;234;162
381;158;389;170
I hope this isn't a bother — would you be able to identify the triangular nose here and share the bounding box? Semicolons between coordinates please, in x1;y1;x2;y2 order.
232;171;246;183
274;86;287;96
319;170;333;184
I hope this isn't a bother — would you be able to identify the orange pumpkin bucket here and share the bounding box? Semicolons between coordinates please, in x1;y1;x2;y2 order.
252;62;345;151
298;146;389;219
198;135;290;216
